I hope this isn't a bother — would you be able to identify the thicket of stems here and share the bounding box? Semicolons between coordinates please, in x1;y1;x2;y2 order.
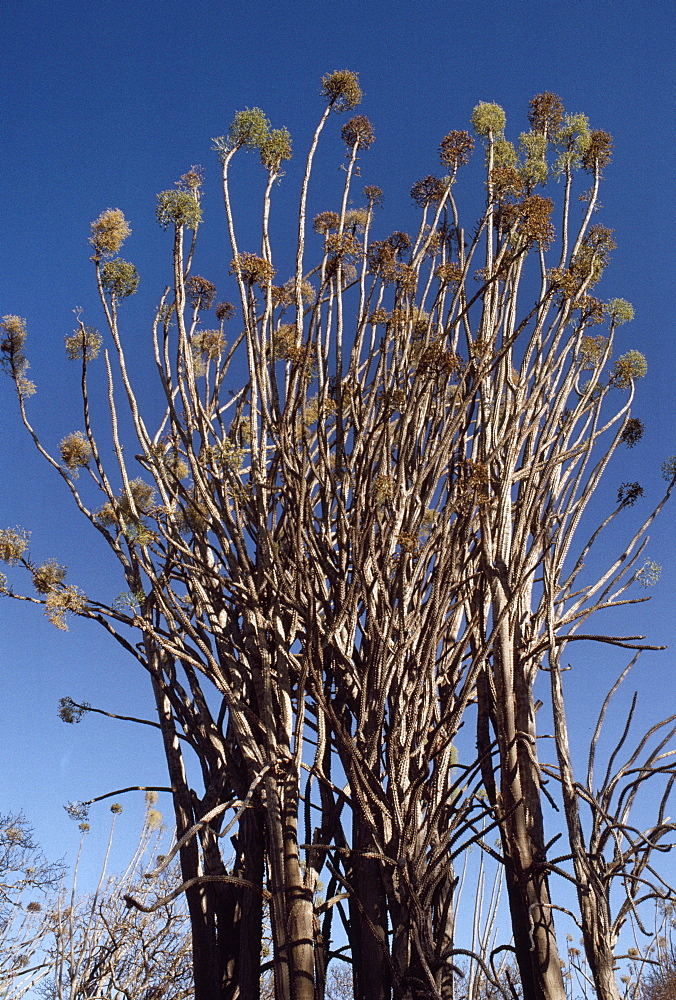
1;78;674;1000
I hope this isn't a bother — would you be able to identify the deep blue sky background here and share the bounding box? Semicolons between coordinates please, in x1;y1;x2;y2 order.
1;0;674;900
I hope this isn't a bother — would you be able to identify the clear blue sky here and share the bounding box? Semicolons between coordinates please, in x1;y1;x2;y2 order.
0;0;674;892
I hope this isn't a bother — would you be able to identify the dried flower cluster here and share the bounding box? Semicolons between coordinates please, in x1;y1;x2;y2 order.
230;252;275;286
341;114;375;149
32;558;67;594
0;527;30;565
439;130;475;170
186;275;217;311
0;315;35;397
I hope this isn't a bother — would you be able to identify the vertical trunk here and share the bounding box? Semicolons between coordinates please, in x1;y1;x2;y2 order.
150;669;224;1000
232;807;265;999
549;650;622;1000
217;880;241;1000
385;888;410;1000
489;633;567;1000
591;950;623;1000
351;805;391;1000
266;770;317;1000
431;871;457;1000
502;853;565;1000
283;766;317;1000
266;773;293;1000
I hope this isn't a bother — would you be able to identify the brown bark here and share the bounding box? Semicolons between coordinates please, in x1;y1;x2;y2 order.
232;808;266;1000
350;806;391;1000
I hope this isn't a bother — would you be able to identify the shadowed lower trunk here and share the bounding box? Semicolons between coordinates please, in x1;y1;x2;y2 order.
227;807;265;999
350;805;391;1000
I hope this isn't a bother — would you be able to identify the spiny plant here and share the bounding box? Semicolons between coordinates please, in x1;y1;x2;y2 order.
1;76;674;1000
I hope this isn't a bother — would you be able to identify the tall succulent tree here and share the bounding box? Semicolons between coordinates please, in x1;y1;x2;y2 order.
1;74;674;1000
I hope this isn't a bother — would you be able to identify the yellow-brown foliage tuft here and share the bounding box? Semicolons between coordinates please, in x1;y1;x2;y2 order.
90;209;131;258
32;559;67;594
60;431;93;473
45;585;86;631
0;527;29;564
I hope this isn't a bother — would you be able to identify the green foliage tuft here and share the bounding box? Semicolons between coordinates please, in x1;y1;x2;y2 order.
112;590;145;612
260;127;293;171
65;325;102;361
227;107;270;151
519;131;549;187
213;110;290;165
156;190;202;230
493;137;517;168
611;350;647;389
606;298;634;325
553;112;591;175
562;113;591;148
321;69;362;112
636;558;661;587
101;259;139;299
471;102;506;137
